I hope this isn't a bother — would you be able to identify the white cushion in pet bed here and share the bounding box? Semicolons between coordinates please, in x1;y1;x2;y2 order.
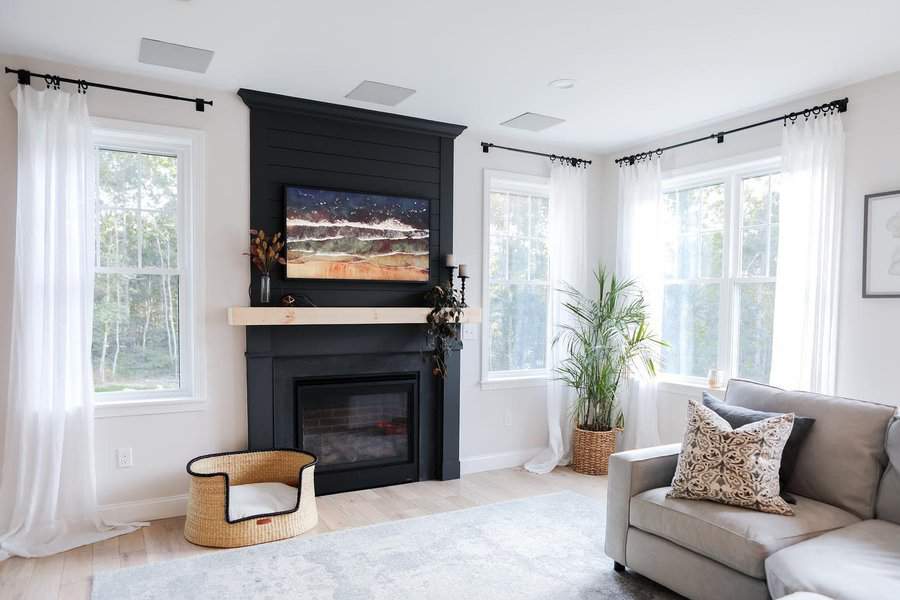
228;482;298;521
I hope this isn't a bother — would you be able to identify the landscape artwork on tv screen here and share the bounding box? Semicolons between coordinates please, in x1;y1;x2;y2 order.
285;185;431;282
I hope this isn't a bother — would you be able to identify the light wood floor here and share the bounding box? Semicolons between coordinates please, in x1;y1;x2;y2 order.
0;467;608;600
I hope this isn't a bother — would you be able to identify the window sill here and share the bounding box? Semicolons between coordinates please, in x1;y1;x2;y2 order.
95;397;206;419
656;376;725;397
480;376;549;391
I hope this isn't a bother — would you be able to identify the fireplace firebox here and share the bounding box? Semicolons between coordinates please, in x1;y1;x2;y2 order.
248;327;458;496
297;374;417;477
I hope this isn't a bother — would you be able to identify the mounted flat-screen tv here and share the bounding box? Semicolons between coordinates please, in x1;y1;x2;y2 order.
284;185;431;282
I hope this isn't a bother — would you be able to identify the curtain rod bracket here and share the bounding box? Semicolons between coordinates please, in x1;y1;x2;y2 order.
17;69;30;86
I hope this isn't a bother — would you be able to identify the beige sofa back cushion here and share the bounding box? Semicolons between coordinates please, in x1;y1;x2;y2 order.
724;379;896;519
876;417;900;525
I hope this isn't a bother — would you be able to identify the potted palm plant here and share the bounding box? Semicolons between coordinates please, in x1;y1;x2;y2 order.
555;266;664;475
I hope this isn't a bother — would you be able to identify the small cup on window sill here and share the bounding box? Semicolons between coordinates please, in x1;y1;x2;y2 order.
707;369;726;389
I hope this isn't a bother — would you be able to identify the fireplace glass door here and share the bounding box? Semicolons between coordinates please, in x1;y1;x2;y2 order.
297;375;416;472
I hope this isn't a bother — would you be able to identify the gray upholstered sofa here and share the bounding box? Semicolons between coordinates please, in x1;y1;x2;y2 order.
604;379;900;600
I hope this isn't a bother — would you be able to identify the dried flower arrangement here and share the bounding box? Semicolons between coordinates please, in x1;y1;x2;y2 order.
244;229;286;274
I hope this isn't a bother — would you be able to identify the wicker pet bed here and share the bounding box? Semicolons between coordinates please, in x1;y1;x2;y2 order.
185;449;318;548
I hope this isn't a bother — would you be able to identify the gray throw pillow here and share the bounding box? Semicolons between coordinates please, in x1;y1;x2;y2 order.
703;392;815;503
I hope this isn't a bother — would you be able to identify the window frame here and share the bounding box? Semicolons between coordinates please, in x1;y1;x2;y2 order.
90;118;206;418
659;151;781;387
481;169;552;388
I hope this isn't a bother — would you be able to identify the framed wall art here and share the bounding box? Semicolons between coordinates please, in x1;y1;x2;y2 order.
863;190;900;298
284;185;431;282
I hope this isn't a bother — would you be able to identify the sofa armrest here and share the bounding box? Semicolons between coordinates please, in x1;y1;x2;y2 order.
604;443;681;565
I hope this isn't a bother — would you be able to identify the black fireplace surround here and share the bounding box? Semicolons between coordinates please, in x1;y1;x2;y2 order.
238;89;466;495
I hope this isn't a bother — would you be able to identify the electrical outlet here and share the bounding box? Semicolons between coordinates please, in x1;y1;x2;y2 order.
462;323;478;341
116;447;133;469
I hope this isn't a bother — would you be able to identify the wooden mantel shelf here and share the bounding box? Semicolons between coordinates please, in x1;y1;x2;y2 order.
227;306;482;326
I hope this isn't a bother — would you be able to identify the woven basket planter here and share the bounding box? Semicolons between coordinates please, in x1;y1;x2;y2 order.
184;449;318;548
572;427;621;476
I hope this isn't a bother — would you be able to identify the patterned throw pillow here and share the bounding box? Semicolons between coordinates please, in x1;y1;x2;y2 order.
668;399;795;515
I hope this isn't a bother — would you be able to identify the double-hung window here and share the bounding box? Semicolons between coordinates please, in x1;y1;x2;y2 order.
660;156;781;385
91;120;204;412
482;170;551;385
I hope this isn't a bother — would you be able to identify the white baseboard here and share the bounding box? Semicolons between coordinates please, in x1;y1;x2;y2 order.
460;447;544;475
100;493;188;523
99;450;544;519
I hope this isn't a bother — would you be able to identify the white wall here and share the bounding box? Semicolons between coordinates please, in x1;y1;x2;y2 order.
604;70;900;442
452;135;604;473
0;53;604;518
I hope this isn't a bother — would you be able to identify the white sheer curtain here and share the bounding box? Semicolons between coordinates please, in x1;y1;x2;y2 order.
616;159;663;450
0;86;140;560
770;112;845;394
525;164;588;474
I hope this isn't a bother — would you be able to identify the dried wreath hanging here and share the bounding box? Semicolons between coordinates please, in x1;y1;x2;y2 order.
424;282;464;378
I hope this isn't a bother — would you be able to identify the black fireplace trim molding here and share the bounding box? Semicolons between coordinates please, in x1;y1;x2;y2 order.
238;89;466;139
186;448;318;525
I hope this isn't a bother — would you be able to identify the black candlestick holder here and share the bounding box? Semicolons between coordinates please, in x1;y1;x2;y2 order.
445;265;457;289
458;274;469;307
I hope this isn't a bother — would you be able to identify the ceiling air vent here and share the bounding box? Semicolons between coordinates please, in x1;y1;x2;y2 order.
501;112;566;132
345;80;416;106
138;38;214;73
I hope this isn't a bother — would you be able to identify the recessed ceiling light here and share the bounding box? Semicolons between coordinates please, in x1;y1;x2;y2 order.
549;78;576;89
345;80;416;106
501;112;566;132
138;38;214;73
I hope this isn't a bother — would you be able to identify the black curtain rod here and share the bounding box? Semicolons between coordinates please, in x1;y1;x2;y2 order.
4;67;213;112
615;97;849;166
481;142;592;168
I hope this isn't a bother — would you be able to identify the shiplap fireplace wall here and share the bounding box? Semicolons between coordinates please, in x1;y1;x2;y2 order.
237;90;467;495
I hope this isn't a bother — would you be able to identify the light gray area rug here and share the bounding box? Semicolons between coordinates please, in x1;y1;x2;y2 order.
93;491;680;600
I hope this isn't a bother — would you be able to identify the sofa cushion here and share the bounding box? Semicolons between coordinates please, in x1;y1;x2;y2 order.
876;417;900;525
765;519;900;600
703;392;815;502
724;379;896;518
630;486;860;579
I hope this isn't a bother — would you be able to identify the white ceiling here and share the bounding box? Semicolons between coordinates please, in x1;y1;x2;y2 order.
4;0;900;153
